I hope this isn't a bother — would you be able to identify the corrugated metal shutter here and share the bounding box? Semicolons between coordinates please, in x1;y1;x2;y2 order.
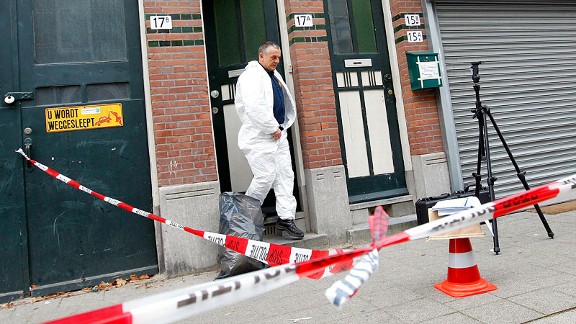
434;1;576;198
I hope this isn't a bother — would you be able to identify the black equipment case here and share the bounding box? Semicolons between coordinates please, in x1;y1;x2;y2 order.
415;189;490;225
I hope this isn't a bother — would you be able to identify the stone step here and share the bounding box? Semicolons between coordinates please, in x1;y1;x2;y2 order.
265;232;330;250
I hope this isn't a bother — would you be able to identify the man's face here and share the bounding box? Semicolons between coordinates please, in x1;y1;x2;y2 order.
259;47;281;71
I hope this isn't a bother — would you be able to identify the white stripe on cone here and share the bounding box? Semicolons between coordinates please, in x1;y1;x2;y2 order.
448;251;476;269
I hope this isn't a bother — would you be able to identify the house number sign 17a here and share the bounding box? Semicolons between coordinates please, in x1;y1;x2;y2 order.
294;14;313;27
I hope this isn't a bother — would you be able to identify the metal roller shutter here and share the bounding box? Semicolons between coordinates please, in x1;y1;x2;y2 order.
433;1;576;198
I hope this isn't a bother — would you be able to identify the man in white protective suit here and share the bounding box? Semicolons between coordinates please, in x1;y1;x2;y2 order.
234;41;304;240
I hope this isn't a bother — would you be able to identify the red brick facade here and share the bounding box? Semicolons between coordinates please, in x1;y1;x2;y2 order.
144;1;217;187
390;0;444;156
143;0;444;187
284;1;342;170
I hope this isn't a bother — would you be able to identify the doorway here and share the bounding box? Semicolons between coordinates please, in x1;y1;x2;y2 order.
325;0;408;203
202;0;301;217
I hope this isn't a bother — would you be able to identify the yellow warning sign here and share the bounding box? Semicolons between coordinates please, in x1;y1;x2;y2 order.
45;103;123;133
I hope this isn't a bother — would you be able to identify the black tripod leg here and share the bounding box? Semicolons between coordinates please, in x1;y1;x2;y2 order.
490;218;500;254
532;204;554;238
486;111;554;239
473;108;500;254
472;119;484;198
481;109;500;254
517;174;554;238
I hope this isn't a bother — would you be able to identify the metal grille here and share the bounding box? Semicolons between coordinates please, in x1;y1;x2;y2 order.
264;223;277;237
434;1;576;198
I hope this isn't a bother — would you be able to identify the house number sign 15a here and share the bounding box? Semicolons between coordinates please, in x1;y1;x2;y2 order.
407;31;423;43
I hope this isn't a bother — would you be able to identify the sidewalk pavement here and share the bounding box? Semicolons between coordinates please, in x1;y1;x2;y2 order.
1;210;576;324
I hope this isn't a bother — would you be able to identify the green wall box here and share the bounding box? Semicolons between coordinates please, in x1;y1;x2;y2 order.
406;51;442;90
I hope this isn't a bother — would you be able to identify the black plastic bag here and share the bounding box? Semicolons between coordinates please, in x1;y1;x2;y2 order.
215;192;266;279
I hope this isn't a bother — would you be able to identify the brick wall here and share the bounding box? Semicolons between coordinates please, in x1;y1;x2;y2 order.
284;0;444;167
390;0;444;156
142;0;443;188
284;1;343;170
143;1;217;187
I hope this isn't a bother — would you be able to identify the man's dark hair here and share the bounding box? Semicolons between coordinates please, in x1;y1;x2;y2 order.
258;41;280;55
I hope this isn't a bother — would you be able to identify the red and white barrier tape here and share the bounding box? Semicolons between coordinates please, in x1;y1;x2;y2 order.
17;150;576;323
329;173;576;307
323;174;576;308
325;248;379;308
369;206;390;245
375;173;576;249
16;147;576;266
45;245;373;324
325;205;389;307
16;149;332;271
45;171;576;323
45;209;390;323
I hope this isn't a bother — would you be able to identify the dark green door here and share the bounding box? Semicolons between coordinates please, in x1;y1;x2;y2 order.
0;0;157;301
203;0;300;216
325;0;407;203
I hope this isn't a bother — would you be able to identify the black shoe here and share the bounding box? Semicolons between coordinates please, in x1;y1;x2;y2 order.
276;219;304;240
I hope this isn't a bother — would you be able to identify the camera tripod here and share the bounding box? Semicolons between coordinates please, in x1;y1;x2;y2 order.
470;62;554;255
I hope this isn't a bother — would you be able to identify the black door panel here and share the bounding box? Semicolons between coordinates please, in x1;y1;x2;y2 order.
0;0;158;301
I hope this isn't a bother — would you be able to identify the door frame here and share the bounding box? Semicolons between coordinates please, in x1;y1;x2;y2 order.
381;0;412;175
323;0;411;202
275;0;307;218
268;1;307;219
201;0;308;219
137;0;161;216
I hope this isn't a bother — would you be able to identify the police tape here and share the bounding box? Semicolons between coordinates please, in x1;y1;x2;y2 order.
46;208;389;323
375;173;576;249
45;171;576;323
322;173;576;307
34;155;576;322
324;172;576;307
369;205;390;245
16;148;576;266
325;248;379;308
324;206;389;307
45;246;374;324
15;149;333;272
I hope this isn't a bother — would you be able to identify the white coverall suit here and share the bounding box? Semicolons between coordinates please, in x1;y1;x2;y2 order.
235;61;297;221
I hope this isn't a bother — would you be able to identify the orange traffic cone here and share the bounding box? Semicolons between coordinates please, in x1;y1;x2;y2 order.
434;237;497;297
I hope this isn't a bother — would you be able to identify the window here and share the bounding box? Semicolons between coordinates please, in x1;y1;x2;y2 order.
327;0;377;54
34;0;127;64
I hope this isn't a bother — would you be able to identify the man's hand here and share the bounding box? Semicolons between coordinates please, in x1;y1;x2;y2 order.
272;128;282;140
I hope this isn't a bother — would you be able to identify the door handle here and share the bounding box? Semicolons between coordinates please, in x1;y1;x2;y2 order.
24;138;33;168
4;92;34;105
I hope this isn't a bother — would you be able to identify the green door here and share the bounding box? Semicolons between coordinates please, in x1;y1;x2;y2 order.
203;0;300;216
325;0;407;203
0;0;157;301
